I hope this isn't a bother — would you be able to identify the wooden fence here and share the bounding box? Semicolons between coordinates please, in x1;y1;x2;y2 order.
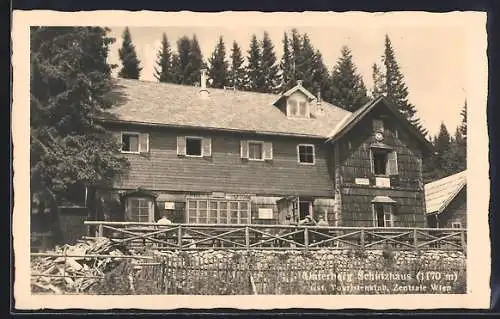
84;221;467;253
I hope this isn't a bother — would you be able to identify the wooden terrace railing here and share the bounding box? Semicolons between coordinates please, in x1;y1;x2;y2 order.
84;221;467;253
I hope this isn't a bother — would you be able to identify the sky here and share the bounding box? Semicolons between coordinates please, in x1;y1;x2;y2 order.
107;25;467;137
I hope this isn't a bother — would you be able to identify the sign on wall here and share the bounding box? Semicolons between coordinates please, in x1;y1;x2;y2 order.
164;202;175;210
258;208;273;219
355;178;370;185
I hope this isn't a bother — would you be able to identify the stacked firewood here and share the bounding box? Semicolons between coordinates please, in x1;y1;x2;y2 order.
30;237;131;294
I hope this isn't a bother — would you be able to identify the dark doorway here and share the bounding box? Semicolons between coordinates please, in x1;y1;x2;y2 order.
375;204;385;227
299;200;312;220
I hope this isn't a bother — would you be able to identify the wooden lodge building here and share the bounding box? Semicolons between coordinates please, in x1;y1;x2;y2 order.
88;69;434;229
424;170;467;229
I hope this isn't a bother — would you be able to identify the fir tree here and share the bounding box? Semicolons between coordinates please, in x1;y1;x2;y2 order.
170;52;182;84
185;35;204;85
117;27;142;79
371;63;385;97
372;35;428;137
290;28;302;83
228;41;246;89
460;99;467;142
30;27;129;210
295;33;316;90
153;33;173;83
311;50;330;102
208;36;229;89
280;32;294;92
328;46;370;111
246;34;262;91
176;35;191;84
259;31;281;93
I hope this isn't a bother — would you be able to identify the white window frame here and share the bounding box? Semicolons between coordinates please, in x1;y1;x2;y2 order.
297;144;316;165
120;131;141;154
451;221;462;229
186;198;251;224
126;197;154;223
373;203;394;227
185;136;204;158
247;140;265;161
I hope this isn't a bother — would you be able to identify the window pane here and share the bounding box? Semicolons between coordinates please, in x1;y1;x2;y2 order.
248;143;263;159
129;135;139;152
289;100;297;115
219;202;228;223
240;218;248;224
373;151;388;175
240;202;248;211
186;138;202;156
299;145;314;163
199;200;208;223
299;102;307;116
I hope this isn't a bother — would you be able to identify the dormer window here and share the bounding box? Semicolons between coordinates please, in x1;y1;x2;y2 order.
287;98;310;118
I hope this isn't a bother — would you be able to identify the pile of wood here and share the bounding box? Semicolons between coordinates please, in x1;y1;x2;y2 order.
31;237;131;294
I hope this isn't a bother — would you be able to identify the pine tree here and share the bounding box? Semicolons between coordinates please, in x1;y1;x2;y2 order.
371;35;428;137
153;33;173;83
117;27;142;79
228;41;246;89
185;35;204;85
176;36;191;84
328;46;370;111
295;33;316;90
246;34;262;91
311;50;330;101
460;100;467;143
290;28;302;84
280;32;294;92
208;36;228;89
30;27;129;210
170;52;182;84
259;31;281;93
371;63;385;97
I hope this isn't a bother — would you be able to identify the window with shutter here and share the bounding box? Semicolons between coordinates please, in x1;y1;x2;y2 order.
248;141;264;160
121;132;140;153
177;136;186;156
185;137;202;157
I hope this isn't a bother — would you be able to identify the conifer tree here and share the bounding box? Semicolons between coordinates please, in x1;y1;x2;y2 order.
153;33;173;83
117;27;142;79
246;34;262;91
328;46;370;111
260;31;281;93
280;32;294;92
208;36;229;89
460;100;467;143
185;35;204;85
372;35;428;137
311;50;331;101
30;27;129;211
228;41;246;89
170;52;182;84
371;63;385;97
176;35;191;84
295;33;316;90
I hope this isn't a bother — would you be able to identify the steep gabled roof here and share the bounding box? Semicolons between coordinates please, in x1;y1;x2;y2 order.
100;78;351;138
424;170;467;215
325;96;434;154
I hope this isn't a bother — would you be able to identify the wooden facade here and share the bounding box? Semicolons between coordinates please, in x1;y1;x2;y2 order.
93;78;434;229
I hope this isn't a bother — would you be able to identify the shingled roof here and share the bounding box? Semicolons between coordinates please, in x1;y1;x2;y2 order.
424;170;467;215
100;78;351;138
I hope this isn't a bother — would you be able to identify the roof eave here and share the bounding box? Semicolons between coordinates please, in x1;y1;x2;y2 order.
96;118;328;139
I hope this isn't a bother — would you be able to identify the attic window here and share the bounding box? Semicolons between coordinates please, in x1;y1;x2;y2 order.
287;98;309;118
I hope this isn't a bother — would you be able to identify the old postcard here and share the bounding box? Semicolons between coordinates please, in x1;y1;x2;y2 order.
12;10;490;310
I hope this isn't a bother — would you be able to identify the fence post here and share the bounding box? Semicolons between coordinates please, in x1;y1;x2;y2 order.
360;229;365;250
304;227;309;251
178;225;183;251
413;228;418;251
460;229;467;254
245;226;250;251
97;224;103;237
